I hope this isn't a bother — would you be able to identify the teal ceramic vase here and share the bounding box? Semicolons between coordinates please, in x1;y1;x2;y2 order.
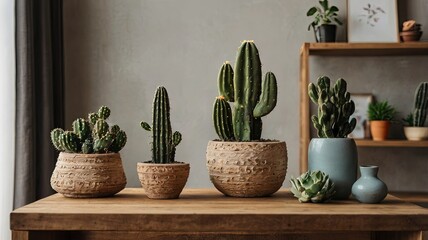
308;138;358;200
352;165;388;204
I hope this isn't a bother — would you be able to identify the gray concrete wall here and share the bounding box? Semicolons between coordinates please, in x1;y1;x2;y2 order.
63;0;428;191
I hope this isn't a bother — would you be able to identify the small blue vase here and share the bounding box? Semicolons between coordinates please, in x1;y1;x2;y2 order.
352;165;388;204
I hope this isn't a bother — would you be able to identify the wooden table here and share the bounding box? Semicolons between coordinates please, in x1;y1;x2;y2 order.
10;188;428;240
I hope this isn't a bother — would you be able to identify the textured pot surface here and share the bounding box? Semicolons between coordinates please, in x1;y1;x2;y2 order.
308;138;357;200
206;141;287;197
137;162;190;199
51;152;127;198
370;121;390;141
404;126;428;140
352;165;388;204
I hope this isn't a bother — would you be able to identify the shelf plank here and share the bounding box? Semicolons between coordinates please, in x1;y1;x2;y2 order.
303;42;428;56
355;139;428;147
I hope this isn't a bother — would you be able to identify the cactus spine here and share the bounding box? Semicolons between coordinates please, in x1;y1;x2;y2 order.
213;41;278;141
413;82;428;127
308;76;356;138
141;87;182;163
50;106;127;153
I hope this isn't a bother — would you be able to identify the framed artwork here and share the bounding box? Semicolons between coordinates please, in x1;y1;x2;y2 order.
347;0;399;42
348;94;374;139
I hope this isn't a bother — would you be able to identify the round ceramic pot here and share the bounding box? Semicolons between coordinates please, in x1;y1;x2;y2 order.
50;152;127;198
404;126;428;141
370;120;390;141
352;165;388;204
308;138;357;200
206;141;287;198
137;162;190;199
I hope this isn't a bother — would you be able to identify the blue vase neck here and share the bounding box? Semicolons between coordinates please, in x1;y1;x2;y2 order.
360;165;378;178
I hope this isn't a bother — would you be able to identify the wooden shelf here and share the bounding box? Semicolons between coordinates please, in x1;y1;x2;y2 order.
355;139;428;147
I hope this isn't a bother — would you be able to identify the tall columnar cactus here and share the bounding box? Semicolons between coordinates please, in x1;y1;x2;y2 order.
213;41;278;141
308;76;356;138
141;87;182;163
412;82;428;127
50;106;127;153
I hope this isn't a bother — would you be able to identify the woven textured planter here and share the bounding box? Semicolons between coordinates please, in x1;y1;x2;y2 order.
137;162;190;199
206;141;287;197
50;152;127;198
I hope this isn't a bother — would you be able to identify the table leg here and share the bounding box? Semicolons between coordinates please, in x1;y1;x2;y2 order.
12;231;29;240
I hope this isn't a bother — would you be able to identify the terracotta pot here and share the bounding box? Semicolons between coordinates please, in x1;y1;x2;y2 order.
404;126;428;140
137;162;190;199
206;141;287;197
50;152;127;198
370;121;390;141
400;31;423;42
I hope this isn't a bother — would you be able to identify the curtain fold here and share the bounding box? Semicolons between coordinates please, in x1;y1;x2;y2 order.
14;0;64;208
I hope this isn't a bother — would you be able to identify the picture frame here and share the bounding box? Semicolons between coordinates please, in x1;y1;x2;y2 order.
347;0;399;43
348;94;374;139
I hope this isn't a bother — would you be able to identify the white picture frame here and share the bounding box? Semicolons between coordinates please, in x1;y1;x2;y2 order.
347;0;399;43
348;94;374;139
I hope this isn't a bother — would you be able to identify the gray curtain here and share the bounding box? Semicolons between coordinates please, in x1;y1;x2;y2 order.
14;0;64;208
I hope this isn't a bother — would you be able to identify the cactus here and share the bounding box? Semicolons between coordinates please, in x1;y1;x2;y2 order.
213;96;234;141
50;106;127;153
412;82;428;127
308;76;356;138
140;86;181;163
213;41;278;141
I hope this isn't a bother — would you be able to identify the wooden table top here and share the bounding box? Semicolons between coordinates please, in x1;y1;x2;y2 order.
11;188;428;232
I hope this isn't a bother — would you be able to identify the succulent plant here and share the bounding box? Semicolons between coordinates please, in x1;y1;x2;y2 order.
213;41;278;141
50;106;127;154
290;170;336;203
368;101;396;121
308;76;356;138
141;86;182;163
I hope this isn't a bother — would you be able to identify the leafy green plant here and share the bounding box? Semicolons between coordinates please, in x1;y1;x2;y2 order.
50;106;127;154
290;170;336;203
367;101;396;121
307;0;343;31
308;76;356;138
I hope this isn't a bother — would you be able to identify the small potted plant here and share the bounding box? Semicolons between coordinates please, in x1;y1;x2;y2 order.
290;170;336;203
206;40;287;198
308;76;357;199
307;0;343;42
368;101;396;141
50;106;127;198
403;82;428;140
138;86;189;199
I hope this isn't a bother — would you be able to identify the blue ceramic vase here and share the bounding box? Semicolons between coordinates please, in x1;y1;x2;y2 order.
352;165;388;204
308;138;358;200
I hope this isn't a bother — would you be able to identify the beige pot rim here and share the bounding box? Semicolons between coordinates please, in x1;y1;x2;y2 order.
59;152;120;157
137;162;189;167
208;140;285;145
404;126;428;129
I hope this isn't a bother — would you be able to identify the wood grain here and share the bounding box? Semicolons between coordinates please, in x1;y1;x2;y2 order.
355;139;428;147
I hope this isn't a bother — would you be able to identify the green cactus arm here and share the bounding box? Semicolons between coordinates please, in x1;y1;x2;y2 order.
152;86;173;163
413;82;428;126
253;72;278;118
308;83;319;104
93;133;114;153
110;130;127;152
88;112;99;125
110;125;120;135
172;131;182;147
218;61;234;102
59;131;80;153
72;118;91;140
213;97;234;141
93;119;109;138
140;121;151;131
50;128;65;151
98;106;111;120
82;140;94;154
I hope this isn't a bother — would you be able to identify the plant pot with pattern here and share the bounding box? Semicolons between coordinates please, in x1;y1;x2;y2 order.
206;41;288;198
307;76;358;200
307;0;343;42
403;82;428;140
368;101;396;141
50;106;127;198
138;86;189;199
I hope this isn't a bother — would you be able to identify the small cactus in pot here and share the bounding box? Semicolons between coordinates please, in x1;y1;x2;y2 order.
49;106;127;198
403;82;428;140
138;86;189;199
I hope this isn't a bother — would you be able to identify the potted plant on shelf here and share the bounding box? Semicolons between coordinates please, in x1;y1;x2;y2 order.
206;40;287;198
368;101;396;141
50;106;127;198
308;76;357;199
403;82;428;140
307;0;343;42
138;86;189;199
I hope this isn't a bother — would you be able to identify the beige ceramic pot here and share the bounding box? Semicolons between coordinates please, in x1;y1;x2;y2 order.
404;126;428;140
370;121;390;141
206;141;287;197
137;162;190;199
50;152;127;198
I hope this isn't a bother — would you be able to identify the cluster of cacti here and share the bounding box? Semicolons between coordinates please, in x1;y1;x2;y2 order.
411;82;428;127
213;41;278;141
290;170;336;203
141;86;182;163
50;106;127;153
308;76;356;138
